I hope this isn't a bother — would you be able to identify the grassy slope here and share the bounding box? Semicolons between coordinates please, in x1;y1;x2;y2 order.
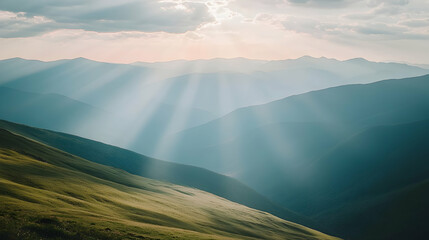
0;128;339;240
0;119;309;228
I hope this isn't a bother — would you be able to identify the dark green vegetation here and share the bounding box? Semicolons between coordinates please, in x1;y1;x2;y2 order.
0;119;309;229
159;74;429;240
0;128;339;240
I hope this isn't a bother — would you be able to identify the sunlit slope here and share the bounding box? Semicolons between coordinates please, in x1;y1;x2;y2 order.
0;129;339;240
0;119;309;229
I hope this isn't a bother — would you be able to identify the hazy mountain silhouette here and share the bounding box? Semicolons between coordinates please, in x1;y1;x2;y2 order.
2;57;428;116
1;57;428;155
0;87;114;139
0;85;215;151
161;74;429;164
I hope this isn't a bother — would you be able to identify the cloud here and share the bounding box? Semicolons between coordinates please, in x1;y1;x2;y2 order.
230;0;353;13
353;23;406;36
367;0;410;7
400;19;429;28
0;11;56;37
286;0;354;8
0;0;214;37
282;16;429;41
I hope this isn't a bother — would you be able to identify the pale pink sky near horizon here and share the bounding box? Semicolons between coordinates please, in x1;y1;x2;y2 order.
0;0;428;64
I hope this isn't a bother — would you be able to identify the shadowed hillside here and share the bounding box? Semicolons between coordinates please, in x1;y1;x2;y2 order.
156;74;429;240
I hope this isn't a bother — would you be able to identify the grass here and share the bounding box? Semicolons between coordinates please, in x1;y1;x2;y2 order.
0;119;310;228
0;129;340;240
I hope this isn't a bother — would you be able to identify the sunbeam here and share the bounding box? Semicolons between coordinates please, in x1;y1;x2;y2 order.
1;1;428;239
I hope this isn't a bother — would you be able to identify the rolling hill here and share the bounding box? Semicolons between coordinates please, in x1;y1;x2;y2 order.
0;119;310;230
0;128;340;240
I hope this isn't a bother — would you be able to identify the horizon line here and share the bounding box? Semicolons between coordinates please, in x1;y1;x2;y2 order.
2;55;427;66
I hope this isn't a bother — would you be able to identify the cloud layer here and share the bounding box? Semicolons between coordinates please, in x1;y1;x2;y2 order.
0;0;428;64
0;0;213;37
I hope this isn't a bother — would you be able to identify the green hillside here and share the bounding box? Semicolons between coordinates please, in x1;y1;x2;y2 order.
0;128;339;240
0;119;310;229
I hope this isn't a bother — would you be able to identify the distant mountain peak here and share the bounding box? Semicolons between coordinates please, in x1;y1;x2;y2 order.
345;57;370;63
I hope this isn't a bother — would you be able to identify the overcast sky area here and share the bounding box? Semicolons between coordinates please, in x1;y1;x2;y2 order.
0;0;428;64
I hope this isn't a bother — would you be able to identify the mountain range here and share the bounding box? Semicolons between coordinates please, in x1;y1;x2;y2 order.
156;74;429;239
1;56;428;239
1;56;428;155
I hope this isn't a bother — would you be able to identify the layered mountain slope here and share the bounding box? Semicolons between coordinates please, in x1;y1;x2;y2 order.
0;128;339;240
0;86;215;151
134;56;429;81
0;87;113;139
161;74;429;170
0;57;154;105
157;75;429;239
1;57;427;156
0;119;309;229
2;57;428;116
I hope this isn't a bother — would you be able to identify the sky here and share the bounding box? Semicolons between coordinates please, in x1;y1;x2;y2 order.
0;0;428;64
